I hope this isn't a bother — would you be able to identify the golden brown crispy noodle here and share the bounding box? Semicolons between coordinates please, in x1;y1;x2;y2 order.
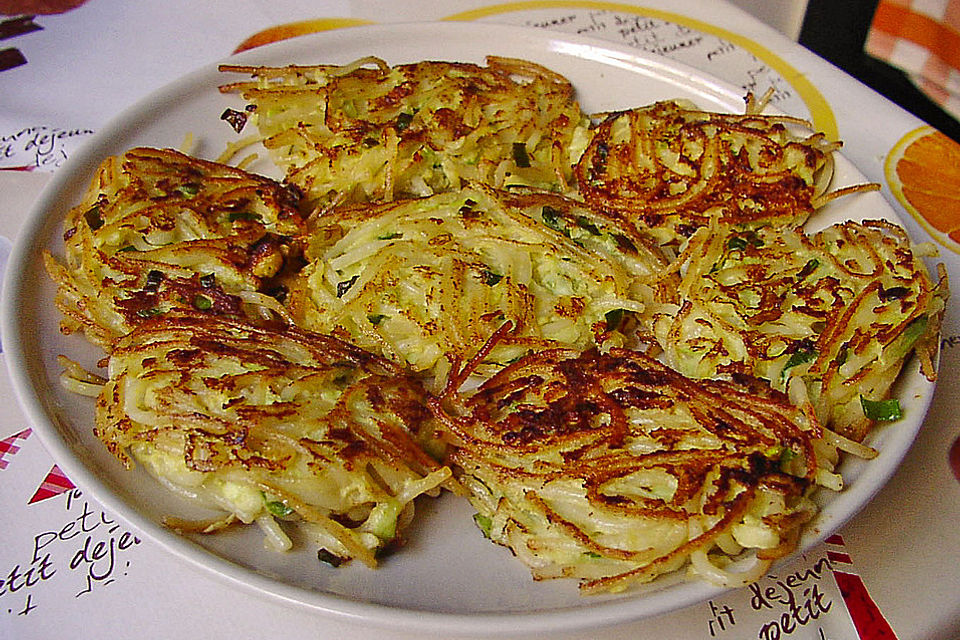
44;54;948;594
287;185;673;390
219;56;590;208
96;312;452;566
430;341;830;593
575;100;840;246
651;219;947;441
44;147;306;349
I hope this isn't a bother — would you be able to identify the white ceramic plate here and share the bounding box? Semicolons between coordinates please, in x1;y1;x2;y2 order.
0;22;937;636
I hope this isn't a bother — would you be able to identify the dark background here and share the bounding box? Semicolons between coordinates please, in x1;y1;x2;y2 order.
799;0;960;142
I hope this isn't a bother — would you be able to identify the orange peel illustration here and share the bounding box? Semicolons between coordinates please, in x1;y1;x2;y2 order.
234;18;374;54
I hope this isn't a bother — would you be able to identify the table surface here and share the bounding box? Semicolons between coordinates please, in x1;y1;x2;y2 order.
2;2;959;639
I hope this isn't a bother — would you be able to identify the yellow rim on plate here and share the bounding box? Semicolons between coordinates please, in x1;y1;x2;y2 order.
231;3;838;138
442;0;838;139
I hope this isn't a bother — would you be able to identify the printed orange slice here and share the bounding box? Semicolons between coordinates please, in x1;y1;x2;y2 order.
885;125;960;253
234;18;374;53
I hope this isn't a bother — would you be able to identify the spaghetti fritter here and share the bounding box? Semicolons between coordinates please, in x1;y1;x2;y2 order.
44;147;306;348
287;185;671;388
43;53;947;594
219;56;590;207
93;312;451;566
651;220;947;441
575;99;839;246
430;342;832;593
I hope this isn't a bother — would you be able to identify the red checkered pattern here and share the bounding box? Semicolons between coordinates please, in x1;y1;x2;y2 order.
826;534;900;639
28;464;76;504
0;427;32;470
